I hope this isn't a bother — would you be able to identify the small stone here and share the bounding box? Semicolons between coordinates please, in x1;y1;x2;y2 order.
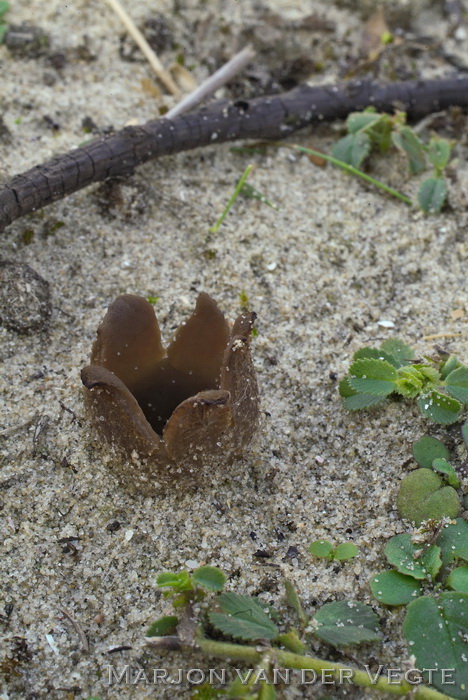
0;261;51;333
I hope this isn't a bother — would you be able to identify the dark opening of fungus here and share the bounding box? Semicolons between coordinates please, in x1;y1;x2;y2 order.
81;293;259;491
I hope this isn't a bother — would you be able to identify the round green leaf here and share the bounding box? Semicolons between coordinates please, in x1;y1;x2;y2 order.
445;365;468;404
403;593;468;699
192;566;226;592
334;543;359;561
369;570;422;605
384;534;442;580
427;137;451;171
412;435;450;468
436;518;468;565
397;469;460;525
309;540;333;558
313;601;380;646
446;566;468;593
418;176;448;213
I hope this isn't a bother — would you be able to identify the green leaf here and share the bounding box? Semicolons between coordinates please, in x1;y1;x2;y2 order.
353;346;401;367
392;127;427;175
146;615;178;637
403;592;468;699
346;111;382;134
348;358;397;396
417;390;462;424
431;458;461;488
397;469;460;525
395;366;424;398
313;601;380;646
445;365;468;404
240;183;280;211
156;571;193;591
309;540;333;558
192;566;226;592
418;176;448;214
436;519;468;565
370;570;422;605
412;435;450;468
339;376;387;410
331;133;371;168
379;338;415;365
284;580;308;626
258;682;277;700
209;593;279;641
446;566;468;593
333;543;359;561
384;534;442;580
426;137;452;171
440;354;463;380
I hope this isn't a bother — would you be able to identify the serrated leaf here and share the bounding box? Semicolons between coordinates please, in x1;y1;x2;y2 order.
209;593;279;641
431;458;460;488
332;133;371;168
403;593;468;699
353;346;401;367
397;469;460;525
313;601;380;646
384;534;442;580
418;177;448;214
446;566;468;593
379;338;415;365
309;540;333;558
284;580;308;626
445;366;468;404
192;566;226;592
370;570;422;606
417;390;462;424
346;111;382;134
334;543;359;561
348;358;397;396
146;615;178;637
436;519;468;565
342;393;387;410
339;376;387;410
426;137;452;171
412;435;450;468
392;127;426;175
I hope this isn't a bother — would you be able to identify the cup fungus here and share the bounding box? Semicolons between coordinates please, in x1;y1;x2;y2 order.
81;293;259;493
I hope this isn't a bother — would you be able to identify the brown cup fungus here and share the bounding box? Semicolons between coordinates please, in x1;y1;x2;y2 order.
81;293;259;494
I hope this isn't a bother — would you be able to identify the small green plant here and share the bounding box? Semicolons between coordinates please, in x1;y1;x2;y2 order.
339;338;468;424
331;108;454;213
145;566;460;699
309;540;359;561
0;1;9;43
369;519;468;698
209;165;278;234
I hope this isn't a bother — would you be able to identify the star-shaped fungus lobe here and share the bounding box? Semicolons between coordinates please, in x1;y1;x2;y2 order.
81;293;259;492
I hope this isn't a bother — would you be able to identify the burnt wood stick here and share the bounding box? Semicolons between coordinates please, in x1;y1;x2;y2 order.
1;75;468;233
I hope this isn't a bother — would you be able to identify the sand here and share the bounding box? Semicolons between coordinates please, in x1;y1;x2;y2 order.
0;0;467;698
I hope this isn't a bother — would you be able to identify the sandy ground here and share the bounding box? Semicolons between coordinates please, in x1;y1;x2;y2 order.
0;0;467;698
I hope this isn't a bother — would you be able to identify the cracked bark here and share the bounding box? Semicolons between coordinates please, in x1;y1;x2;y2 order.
1;75;468;233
